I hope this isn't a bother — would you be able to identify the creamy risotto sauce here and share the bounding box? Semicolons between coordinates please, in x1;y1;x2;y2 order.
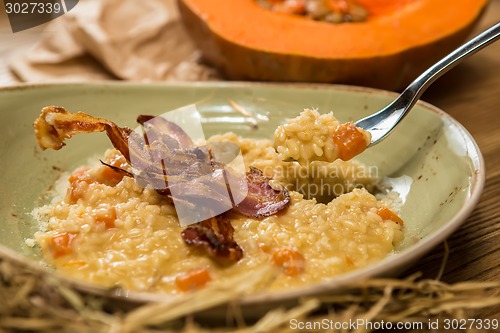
33;110;403;294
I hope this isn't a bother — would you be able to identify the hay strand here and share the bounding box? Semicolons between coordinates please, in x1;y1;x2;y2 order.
1;248;499;333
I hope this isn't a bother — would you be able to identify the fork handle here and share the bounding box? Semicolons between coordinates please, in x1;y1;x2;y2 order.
358;22;500;146
406;22;500;105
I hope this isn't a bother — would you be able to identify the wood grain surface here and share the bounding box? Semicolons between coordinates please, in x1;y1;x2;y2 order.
0;0;499;321
415;1;500;319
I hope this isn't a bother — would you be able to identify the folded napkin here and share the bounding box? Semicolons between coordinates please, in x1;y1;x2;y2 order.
9;0;220;82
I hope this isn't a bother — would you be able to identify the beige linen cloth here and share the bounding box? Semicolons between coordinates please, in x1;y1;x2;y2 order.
9;0;219;82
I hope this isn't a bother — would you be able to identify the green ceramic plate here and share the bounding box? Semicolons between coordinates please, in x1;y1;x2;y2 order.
0;82;485;312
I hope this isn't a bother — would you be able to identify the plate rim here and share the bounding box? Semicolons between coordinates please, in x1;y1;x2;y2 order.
0;81;486;306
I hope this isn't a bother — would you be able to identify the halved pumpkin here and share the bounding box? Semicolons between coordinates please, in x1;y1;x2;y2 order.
178;0;488;90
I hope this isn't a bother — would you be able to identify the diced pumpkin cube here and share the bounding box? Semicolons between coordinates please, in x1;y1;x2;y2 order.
175;268;212;291
271;248;305;276
66;168;92;204
333;122;369;161
377;207;404;225
50;233;76;258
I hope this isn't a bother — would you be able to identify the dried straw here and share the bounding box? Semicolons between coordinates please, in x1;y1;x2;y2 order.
1;242;499;333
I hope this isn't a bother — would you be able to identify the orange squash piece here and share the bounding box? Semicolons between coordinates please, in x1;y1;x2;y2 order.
99;166;124;186
68;167;90;183
66;168;92;204
333;122;369;161
50;233;76;258
175;268;212;291
98;155;127;186
271;248;305;276
178;0;488;90
377;207;404;225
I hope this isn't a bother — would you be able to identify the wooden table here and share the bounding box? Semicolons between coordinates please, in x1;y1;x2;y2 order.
0;0;499;321
414;1;500;320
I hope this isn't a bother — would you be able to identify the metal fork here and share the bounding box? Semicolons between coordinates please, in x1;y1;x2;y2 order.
355;22;500;147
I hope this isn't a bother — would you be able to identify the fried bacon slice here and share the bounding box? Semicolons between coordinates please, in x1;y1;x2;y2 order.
34;106;132;159
34;106;290;263
235;167;290;218
182;215;243;264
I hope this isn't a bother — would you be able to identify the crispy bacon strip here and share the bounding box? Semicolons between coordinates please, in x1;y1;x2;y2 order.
35;106;141;164
234;167;290;218
137;114;194;149
34;106;290;263
182;215;243;264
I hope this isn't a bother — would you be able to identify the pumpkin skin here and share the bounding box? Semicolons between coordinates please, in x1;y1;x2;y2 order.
178;0;488;90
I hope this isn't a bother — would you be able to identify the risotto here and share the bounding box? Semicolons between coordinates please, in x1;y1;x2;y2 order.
274;108;371;163
32;107;403;294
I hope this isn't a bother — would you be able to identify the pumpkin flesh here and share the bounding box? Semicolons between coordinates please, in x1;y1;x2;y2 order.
178;0;488;89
